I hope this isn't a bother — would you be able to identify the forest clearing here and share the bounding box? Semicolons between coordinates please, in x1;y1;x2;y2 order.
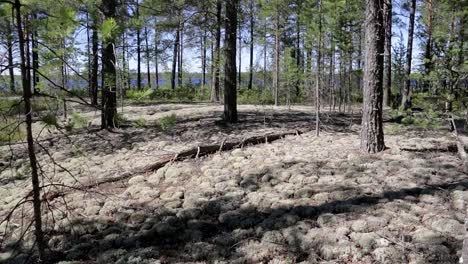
0;0;467;263
0;102;467;263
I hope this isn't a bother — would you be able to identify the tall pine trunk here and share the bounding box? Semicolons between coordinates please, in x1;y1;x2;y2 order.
91;22;99;105
154;24;160;89
144;26;151;88
14;0;46;261
238;26;242;87
7;10;15;93
315;0;322;136
401;0;416;110
178;21;184;87
211;0;222;102
383;0;392;107
274;7;280;106
361;0;385;153
202;24;207;87
224;0;238;123
263;22;267;90
31;14;39;91
171;26;179;90
136;3;142;90
101;0;118;129
248;0;254;90
423;0;434;90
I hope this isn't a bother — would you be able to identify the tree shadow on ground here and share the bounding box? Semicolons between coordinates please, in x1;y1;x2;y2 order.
6;161;465;263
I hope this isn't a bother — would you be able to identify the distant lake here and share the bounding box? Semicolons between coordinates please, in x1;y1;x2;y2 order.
0;77;267;90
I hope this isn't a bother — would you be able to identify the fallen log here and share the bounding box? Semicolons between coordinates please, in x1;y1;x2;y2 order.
143;130;302;172
48;130;304;199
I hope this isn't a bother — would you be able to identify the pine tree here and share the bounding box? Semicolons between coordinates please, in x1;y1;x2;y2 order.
361;0;385;153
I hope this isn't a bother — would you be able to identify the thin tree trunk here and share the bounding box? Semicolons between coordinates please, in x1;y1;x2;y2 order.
25;16;31;92
144;26;151;88
263;22;267;90
329;40;335;111
178;21;184;87
211;0;222;102
91;22;99;105
31;14;39;91
401;0;416;110
347;52;352;112
274;7;280;106
136;3;142;90
224;0;238;123
154;24;159;89
14;1;46;261
101;0;118;129
122;31;127;91
86;12;92;98
7;10;15;93
171;26;179;90
315;0;322;136
248;0;254;90
338;50;343;112
295;13;301;97
361;0;385;153
202;24;207;87
423;0;433;91
238;26;242;87
383;0;392;107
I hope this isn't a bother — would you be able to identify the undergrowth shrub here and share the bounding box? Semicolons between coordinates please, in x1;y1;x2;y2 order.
65;112;89;131
133;117;147;128
0;98;51;116
158;114;177;131
237;89;274;105
0;118;25;144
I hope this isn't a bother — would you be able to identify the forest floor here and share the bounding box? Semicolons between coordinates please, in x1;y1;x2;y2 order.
0;103;467;263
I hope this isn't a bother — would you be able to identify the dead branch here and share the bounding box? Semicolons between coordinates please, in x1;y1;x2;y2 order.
48;130;304;199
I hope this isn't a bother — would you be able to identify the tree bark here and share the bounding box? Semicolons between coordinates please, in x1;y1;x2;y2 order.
7;9;15;93
383;0;392;107
201;21;207;87
274;7;280;106
171;26;179;90
31;14;39;91
401;0;416;110
211;0;222;102
248;0;254;90
14;0;46;261
295;13;301;97
263;22;267;90
136;2;142;90
224;0;238;123
238;26;242;87
90;22;99;106
178;21;184;87
144;26;151;88
361;0;385;153
101;0;118;129
423;0;433;90
315;0;322;136
154;24;159;89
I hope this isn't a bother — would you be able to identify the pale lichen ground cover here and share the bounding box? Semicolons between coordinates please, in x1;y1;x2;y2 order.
0;104;466;263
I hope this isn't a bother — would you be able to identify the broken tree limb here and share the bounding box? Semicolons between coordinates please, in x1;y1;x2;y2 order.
142;130;302;172
50;130;305;196
45;130;305;203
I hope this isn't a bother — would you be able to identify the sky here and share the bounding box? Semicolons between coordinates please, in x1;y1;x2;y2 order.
1;1;424;77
